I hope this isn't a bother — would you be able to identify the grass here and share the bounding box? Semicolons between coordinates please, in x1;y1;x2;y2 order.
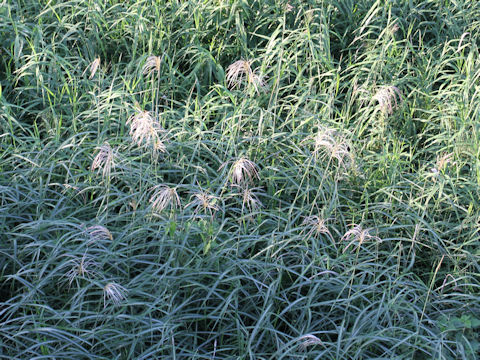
1;0;479;358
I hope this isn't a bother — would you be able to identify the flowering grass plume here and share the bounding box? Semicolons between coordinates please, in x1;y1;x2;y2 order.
298;334;322;350
103;282;128;307
373;85;403;115
143;55;163;75
302;215;332;239
63;253;99;286
150;185;180;213
341;224;380;252
83;57;100;79
227;185;263;217
226;59;267;93
220;157;260;187
313;127;353;167
86;225;113;244
186;189;220;217
436;152;453;172
91;142;116;178
127;109;166;151
240;186;263;213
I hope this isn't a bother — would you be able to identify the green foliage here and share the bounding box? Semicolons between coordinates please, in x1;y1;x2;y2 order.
0;0;479;358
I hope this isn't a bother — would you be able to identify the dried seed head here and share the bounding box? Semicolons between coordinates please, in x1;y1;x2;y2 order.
150;185;180;213
314;127;353;167
87;225;113;243
91;142;116;178
389;21;400;35
221;157;260;186
64;253;99;286
143;55;163;75
373;85;403;114
302;216;331;239
341;224;380;252
103;282;128;307
249;72;268;94
240;186;263;213
186;190;220;217
436;152;453;172
226;59;267;93
226;59;252;88
127;109;166;151
298;334;322;350
457;32;470;53
87;57;100;79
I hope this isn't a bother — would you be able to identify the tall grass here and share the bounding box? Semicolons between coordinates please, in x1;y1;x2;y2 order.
1;0;479;358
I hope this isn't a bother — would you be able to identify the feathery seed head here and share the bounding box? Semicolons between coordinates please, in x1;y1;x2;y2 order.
314;127;338;150
302;216;331;238
186;190;220;217
64;253;99;286
373;86;403;115
226;59;252;88
457;32;470;53
430;153;453;178
87;225;113;244
314;127;353;166
127;109;166;151
226;59;267;93
240;187;263;212
143;55;163;75
221;157;260;186
436;152;453;172
103;282;128;307
298;334;322;350
341;224;380;252
249;72;268;94
88;57;100;79
91;142;116;178
150;185;180;213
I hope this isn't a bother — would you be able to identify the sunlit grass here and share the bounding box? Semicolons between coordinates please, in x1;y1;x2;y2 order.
1;0;479;359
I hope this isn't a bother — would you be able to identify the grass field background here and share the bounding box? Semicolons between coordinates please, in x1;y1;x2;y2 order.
1;0;479;358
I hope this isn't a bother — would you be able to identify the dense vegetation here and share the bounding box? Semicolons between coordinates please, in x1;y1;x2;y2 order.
1;0;479;358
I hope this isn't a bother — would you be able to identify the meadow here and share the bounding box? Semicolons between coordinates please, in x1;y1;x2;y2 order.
0;0;479;358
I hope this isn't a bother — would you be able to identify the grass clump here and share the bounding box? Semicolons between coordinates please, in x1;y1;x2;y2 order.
1;0;479;359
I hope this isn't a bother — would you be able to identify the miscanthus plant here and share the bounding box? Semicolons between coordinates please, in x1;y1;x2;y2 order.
1;0;479;359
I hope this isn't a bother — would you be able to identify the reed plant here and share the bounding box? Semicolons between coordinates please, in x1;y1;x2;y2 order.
0;0;479;358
